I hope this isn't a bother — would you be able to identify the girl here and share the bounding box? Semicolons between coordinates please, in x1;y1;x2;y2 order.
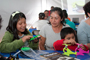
0;11;38;53
53;27;88;51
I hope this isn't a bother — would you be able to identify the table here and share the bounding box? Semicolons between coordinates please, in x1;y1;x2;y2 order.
0;50;90;60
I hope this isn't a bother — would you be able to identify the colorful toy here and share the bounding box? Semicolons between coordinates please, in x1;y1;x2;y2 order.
30;35;40;41
0;54;7;60
75;43;89;56
62;44;77;56
21;47;37;55
21;47;30;51
6;50;21;60
6;53;16;60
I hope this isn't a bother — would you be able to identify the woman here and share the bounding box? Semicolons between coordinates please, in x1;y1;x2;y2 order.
39;7;69;50
77;1;90;50
63;10;76;30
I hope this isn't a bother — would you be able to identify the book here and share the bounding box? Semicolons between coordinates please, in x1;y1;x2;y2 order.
40;52;80;60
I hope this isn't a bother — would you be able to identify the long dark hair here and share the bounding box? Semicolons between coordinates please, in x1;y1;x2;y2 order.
0;15;2;29
62;10;68;19
6;11;29;40
83;1;90;17
49;7;65;26
39;13;45;19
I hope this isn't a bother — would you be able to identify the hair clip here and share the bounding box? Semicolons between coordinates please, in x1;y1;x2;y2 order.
12;11;20;18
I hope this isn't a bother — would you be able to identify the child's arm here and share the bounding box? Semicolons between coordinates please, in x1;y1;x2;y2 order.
80;43;88;51
27;29;39;43
87;43;90;50
27;29;39;49
22;35;38;50
22;35;33;42
0;31;25;53
0;31;33;53
63;39;76;45
53;39;64;50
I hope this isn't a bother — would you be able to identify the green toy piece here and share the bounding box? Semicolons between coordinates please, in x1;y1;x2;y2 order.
62;44;71;46
62;44;77;56
21;47;30;51
30;35;40;41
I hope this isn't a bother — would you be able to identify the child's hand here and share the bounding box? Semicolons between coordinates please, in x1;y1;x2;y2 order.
69;40;76;45
33;39;39;43
80;43;86;50
22;35;33;42
64;40;76;45
32;36;40;43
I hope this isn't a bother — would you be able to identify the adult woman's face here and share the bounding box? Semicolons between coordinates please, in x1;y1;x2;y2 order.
50;11;62;27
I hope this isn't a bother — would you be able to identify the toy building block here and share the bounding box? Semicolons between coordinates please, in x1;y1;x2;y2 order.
62;44;77;56
75;43;89;56
30;35;40;41
21;47;30;51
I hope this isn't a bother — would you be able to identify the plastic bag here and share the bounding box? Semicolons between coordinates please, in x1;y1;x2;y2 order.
21;48;49;60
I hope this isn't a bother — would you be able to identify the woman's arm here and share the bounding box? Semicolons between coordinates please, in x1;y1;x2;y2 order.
77;31;88;44
77;23;88;44
77;26;88;45
39;35;46;50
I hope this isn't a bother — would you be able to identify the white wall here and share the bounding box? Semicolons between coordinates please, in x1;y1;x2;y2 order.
0;0;42;41
69;14;85;23
68;0;90;23
0;0;89;41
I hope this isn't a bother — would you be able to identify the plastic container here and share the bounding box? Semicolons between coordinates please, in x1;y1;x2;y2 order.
21;48;49;60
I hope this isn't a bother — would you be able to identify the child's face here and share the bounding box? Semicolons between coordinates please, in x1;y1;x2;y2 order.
64;33;75;41
16;18;26;33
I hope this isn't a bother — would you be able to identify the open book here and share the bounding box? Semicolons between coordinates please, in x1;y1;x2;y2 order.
40;52;80;60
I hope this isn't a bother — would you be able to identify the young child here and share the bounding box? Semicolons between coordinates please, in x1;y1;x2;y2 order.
0;11;38;53
53;27;88;51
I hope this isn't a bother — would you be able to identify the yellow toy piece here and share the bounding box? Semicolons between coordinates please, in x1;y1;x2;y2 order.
62;44;77;56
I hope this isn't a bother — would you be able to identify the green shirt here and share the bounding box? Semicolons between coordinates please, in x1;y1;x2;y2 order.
0;30;38;53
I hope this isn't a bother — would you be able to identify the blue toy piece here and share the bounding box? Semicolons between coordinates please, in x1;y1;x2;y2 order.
62;44;77;56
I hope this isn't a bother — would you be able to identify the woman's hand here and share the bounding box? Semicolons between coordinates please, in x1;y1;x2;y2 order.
39;35;46;50
22;35;33;42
